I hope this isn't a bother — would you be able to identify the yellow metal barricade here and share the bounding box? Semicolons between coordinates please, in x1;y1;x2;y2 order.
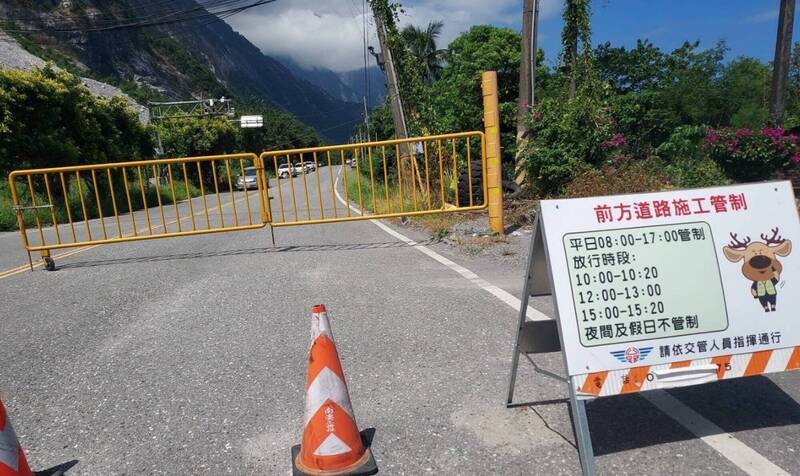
9;153;268;270
7;71;506;272
261;132;487;227
9;134;488;270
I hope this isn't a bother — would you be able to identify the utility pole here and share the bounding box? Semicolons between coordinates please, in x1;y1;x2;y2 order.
363;96;371;141
372;5;409;144
531;0;540;108
770;0;796;126
514;0;534;185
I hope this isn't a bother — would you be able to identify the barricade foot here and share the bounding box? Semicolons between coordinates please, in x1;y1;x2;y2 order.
43;256;55;271
40;250;55;271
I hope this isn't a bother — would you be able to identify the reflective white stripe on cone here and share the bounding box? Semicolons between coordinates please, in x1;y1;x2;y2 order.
0;400;33;476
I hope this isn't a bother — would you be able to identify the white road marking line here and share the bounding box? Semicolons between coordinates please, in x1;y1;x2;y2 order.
644;391;791;476
332;169;548;321
333;167;790;475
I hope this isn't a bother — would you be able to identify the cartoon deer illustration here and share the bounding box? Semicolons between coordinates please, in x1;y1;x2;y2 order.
723;228;792;312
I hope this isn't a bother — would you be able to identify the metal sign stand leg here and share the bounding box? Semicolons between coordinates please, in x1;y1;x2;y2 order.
569;383;597;476
506;286;530;406
507;213;553;405
506;211;598;475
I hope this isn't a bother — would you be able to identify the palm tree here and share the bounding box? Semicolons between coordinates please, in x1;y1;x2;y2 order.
401;21;446;84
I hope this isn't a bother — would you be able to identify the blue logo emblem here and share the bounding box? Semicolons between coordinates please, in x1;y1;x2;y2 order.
610;346;653;363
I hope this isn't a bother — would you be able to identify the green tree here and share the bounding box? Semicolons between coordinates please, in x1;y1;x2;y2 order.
561;0;592;98
523;78;617;194
157;117;238;158
594;40;735;152
656;41;727;126
720;58;771;128
401;21;446;84
0;65;152;175
423;25;521;166
595;39;666;93
370;0;426;133
0;65;154;230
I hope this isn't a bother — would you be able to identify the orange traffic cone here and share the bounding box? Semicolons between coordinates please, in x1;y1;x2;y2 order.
0;398;33;476
292;304;377;476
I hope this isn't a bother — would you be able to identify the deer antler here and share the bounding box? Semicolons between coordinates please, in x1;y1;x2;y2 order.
761;227;785;245
728;233;751;249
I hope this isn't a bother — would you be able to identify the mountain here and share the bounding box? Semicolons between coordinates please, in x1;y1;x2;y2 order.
0;0;363;142
280;57;386;110
0;30;151;123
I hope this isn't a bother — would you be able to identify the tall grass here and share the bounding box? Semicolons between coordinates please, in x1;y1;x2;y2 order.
344;169;414;215
0;176;200;232
343;166;459;216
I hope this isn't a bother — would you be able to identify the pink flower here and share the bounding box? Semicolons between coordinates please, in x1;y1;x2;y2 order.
705;129;720;145
602;133;626;150
612;155;622;162
792;154;800;164
735;128;753;138
762;127;785;138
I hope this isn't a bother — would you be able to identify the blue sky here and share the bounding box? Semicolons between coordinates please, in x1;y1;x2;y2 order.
531;0;800;67
228;0;800;72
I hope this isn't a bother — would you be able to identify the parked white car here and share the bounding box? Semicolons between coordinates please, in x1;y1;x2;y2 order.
278;163;298;178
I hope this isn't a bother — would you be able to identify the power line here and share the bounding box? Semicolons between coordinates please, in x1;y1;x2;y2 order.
0;1;279;33
362;0;370;139
317;116;363;133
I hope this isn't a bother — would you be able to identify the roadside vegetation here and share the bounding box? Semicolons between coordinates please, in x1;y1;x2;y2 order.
362;0;800;211
0;66;322;231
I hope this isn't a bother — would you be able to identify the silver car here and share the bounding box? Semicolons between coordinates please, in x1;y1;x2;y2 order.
236;166;259;190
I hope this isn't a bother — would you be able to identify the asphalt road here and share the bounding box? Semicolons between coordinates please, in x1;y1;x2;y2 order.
1;165;799;475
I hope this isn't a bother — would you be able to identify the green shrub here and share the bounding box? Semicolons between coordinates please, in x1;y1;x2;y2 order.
703;127;800;182
0;180;70;231
522;78;630;195
655;125;708;161
649;125;729;188
664;158;731;188
0;174;200;232
158;180;201;202
730;104;769;129
563;159;672;198
0;66;153;175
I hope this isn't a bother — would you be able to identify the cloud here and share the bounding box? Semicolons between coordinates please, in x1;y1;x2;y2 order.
641;26;669;39
742;9;778;24
225;0;562;72
225;1;376;72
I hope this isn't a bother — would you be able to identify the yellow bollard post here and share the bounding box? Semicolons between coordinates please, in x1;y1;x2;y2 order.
482;71;504;235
